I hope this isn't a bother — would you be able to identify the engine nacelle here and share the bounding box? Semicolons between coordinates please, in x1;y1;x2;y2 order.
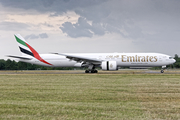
74;63;82;67
101;61;118;71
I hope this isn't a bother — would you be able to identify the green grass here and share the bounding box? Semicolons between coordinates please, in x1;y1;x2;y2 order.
0;72;180;119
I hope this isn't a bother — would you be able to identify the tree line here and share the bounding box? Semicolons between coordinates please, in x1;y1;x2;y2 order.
0;54;180;70
0;59;74;70
172;54;180;68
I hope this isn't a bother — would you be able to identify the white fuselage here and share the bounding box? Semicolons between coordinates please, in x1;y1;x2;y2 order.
19;53;176;68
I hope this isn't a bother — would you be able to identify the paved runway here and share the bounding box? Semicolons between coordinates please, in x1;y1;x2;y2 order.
0;69;180;74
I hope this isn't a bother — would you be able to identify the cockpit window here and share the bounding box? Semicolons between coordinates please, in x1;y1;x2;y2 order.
169;57;173;59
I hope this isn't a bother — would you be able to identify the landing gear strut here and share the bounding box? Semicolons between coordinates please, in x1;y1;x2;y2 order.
161;65;166;73
85;64;98;73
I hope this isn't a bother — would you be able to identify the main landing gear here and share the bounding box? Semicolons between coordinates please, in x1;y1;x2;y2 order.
85;64;98;73
85;69;98;73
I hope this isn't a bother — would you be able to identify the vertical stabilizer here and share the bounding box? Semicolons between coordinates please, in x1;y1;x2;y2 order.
14;34;34;57
14;34;52;65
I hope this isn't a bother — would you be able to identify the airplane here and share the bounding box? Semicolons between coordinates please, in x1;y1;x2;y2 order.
7;34;176;73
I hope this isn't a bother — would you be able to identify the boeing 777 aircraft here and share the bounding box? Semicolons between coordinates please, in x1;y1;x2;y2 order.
8;34;176;73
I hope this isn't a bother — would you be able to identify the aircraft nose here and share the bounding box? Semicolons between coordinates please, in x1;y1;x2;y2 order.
173;59;176;63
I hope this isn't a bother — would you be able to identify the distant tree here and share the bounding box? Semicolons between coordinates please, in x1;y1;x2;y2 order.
173;54;180;68
0;59;6;70
5;59;18;70
175;54;179;59
17;62;27;70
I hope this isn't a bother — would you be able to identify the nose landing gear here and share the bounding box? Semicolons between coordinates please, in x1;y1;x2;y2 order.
161;66;166;73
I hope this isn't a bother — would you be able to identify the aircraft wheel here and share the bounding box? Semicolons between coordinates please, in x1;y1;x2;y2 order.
94;70;98;73
91;70;95;73
85;70;98;73
91;70;98;73
161;70;164;73
85;70;89;73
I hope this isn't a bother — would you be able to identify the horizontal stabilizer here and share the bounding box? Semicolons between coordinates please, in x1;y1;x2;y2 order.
7;55;32;60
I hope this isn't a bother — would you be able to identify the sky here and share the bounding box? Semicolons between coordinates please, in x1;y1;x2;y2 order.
0;0;180;60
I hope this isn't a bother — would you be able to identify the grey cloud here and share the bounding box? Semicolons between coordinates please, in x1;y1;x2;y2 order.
60;21;93;38
0;0;106;13
40;22;54;27
0;22;29;31
25;33;49;39
42;0;56;7
1;0;180;40
60;17;106;38
71;0;180;39
59;0;145;38
90;23;105;36
0;0;120;38
39;33;48;38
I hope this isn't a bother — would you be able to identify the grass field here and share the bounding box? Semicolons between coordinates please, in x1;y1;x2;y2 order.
0;70;180;119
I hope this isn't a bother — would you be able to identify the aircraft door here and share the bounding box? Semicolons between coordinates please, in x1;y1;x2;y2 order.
159;55;163;62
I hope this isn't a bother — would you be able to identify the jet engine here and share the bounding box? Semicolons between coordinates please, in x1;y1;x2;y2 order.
101;61;118;71
74;63;82;67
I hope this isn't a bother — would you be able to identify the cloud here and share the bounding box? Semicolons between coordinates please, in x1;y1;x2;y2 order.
60;21;93;38
0;0;180;59
25;34;39;39
60;17;106;38
0;0;180;40
25;33;49;39
0;0;106;13
39;33;48;38
59;0;144;38
0;0;146;38
0;21;29;31
60;0;180;39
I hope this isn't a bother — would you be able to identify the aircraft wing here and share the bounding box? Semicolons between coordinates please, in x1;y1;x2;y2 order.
53;53;102;64
7;55;32;60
